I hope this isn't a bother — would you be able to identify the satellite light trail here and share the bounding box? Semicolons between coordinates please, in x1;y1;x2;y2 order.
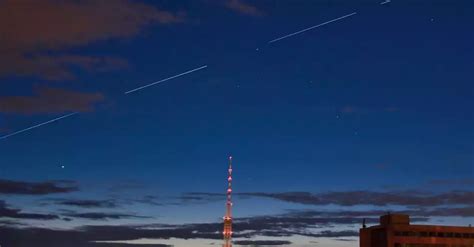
0;112;78;140
268;12;357;44
124;65;208;95
380;0;391;5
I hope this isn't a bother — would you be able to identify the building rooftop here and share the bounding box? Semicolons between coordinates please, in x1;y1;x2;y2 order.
380;214;410;226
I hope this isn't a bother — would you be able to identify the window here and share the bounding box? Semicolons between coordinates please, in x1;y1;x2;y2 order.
393;244;448;247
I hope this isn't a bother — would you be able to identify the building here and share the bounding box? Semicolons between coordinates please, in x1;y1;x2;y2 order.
360;214;474;247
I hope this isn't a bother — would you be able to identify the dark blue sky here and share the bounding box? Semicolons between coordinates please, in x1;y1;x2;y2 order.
0;0;473;246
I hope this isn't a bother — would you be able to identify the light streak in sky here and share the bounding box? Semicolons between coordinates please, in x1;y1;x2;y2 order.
268;12;357;44
0;112;78;140
380;0;391;5
2;65;208;140
3;7;369;139
124;65;208;94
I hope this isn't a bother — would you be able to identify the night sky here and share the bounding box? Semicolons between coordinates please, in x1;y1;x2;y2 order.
0;0;473;246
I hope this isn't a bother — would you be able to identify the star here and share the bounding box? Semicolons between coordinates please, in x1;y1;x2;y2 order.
60;165;65;169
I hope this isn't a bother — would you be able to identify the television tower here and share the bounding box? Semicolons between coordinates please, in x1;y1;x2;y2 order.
223;155;233;247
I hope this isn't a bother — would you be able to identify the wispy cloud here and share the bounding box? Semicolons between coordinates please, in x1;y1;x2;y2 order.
0;54;129;81
177;192;225;204
48;199;118;208
427;178;474;186
0;0;184;80
224;0;263;16
0;87;104;115
285;207;474;218
176;190;474;209
63;212;150;220
0;179;78;195
234;240;292;245
0;218;363;247
239;190;474;207
0;200;60;220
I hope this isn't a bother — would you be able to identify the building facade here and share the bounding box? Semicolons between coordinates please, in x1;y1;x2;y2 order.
360;214;474;247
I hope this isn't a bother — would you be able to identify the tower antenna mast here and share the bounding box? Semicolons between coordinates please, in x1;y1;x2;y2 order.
223;155;233;247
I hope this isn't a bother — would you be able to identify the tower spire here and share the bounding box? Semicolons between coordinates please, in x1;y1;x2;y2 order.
223;155;233;247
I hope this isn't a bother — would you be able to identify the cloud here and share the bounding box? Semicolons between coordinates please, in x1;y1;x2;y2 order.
132;192;225;207
0;202;383;245
418;206;474;217
177;192;225;204
0;0;184;80
333;238;357;242
0;200;60;220
285;207;474;218
239;190;474;207
0;225;173;247
63;212;151;220
1;187;471;246
0;87;104;115
0;220;361;247
0;219;29;227
0;179;78;195
233;240;292;246
178;191;474;217
427;178;474;186
91;245;171;247
231;213;385;238
132;195;172;206
224;0;262;16
51;199;118;208
0;54;129;81
92;245;170;247
182;190;474;207
0;203;446;246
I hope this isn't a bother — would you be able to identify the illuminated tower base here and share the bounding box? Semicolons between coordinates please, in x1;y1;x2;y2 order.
223;238;232;247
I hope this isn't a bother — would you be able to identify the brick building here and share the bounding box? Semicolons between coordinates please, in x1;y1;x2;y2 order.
360;214;474;247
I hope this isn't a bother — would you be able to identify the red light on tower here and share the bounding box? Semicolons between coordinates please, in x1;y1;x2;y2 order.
223;155;233;247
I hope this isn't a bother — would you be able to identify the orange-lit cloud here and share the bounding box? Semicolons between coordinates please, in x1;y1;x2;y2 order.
0;87;104;115
0;0;184;80
224;0;263;16
0;54;129;81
